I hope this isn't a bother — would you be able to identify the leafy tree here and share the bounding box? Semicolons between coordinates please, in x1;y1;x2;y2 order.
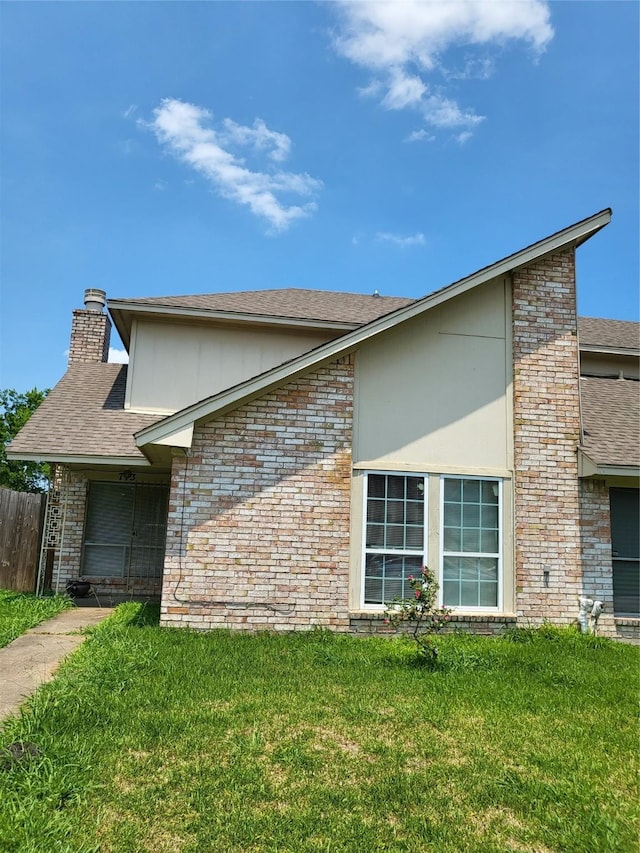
0;388;50;493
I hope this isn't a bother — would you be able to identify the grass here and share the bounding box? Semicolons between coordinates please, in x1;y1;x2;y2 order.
0;589;72;648
0;604;637;853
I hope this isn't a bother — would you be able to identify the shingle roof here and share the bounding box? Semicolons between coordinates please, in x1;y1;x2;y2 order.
7;364;158;462
581;377;640;467
111;288;415;325
578;317;640;351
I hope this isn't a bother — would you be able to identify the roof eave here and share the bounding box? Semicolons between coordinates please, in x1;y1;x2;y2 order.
578;450;640;479
137;208;612;449
6;450;152;467
108;301;362;349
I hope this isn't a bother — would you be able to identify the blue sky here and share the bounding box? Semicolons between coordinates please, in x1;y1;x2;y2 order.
1;1;638;392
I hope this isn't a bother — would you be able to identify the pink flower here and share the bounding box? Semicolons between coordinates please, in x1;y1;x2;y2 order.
383;618;389;625
414;590;421;599
407;575;414;581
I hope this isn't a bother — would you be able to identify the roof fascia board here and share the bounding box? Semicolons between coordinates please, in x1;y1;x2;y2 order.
108;302;359;346
137;209;612;448
578;451;639;479
6;451;151;467
579;344;640;357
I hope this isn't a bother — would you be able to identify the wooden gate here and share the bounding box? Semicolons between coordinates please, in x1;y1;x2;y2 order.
0;488;45;592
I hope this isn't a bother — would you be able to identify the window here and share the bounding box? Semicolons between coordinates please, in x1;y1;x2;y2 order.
363;473;426;605
82;481;169;580
441;477;501;609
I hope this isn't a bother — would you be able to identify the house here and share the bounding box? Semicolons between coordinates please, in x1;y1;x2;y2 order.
8;209;640;641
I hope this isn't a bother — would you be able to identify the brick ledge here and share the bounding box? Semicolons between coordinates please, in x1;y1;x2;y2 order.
614;617;640;627
349;611;517;623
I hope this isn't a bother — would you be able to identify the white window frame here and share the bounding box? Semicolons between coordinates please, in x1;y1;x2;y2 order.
439;474;503;612
360;470;428;610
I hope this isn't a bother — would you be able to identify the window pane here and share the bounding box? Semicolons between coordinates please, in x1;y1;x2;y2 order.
479;582;498;607
366;524;385;547
444;502;461;526
384;578;403;601
479;558;498;581
463;503;480;528
405;527;423;548
364;576;383;605
463;479;480;502
481;504;498;529
481;529;498;553
461;582;479;607
444;479;461;501
443;580;459;607
367;500;385;523
443;527;461;551
368;475;385;498
387;477;405;499
406;501;424;524
462;529;481;552
406;478;424;500
482;480;499;504
386;525;405;548
386;501;405;524
443;556;460;580
460;558;478;581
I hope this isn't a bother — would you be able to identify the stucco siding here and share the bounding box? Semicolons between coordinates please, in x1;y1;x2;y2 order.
127;319;337;413
354;277;510;471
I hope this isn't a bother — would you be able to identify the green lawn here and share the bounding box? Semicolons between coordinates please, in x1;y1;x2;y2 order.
0;604;637;853
0;589;72;649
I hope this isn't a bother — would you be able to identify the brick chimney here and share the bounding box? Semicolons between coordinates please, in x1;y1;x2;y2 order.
68;289;111;365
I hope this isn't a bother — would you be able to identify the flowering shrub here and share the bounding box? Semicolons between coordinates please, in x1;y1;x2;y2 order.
385;566;452;662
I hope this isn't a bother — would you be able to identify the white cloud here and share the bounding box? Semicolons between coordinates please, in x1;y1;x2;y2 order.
376;231;426;248
154;178;168;191
405;129;435;143
108;347;129;364
148;98;322;233
332;0;553;137
455;131;474;146
122;104;137;119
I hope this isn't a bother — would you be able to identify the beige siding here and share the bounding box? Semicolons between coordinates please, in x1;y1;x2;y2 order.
354;277;511;471
127;319;337;413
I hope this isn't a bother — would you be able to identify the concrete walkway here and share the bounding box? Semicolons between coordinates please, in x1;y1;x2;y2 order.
0;607;112;723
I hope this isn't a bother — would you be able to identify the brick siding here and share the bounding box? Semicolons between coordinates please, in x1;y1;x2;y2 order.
68;309;111;364
512;249;583;623
161;358;354;631
579;478;616;636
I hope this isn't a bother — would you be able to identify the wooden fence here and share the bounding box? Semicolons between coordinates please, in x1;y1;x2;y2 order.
0;488;45;592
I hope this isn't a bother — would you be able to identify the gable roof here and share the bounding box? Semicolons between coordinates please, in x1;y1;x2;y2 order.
136;208;612;451
578;317;640;353
580;376;640;468
108;289;414;348
7;364;157;466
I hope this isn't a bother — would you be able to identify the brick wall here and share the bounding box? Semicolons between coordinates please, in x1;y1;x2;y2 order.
512;249;583;622
161;358;354;631
68;309;111;364
578;478;616;636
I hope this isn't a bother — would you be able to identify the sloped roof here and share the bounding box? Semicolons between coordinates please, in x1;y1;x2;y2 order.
111;288;414;323
137;208;613;449
6;364;157;464
578;317;640;351
581;377;640;467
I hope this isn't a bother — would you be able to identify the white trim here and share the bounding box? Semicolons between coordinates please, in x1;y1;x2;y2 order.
439;474;503;613
5;451;151;467
136;209;612;449
579;344;640;357
353;460;513;478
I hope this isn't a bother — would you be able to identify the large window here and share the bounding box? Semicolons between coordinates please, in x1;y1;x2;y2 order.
442;477;501;609
361;472;502;610
363;473;426;605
